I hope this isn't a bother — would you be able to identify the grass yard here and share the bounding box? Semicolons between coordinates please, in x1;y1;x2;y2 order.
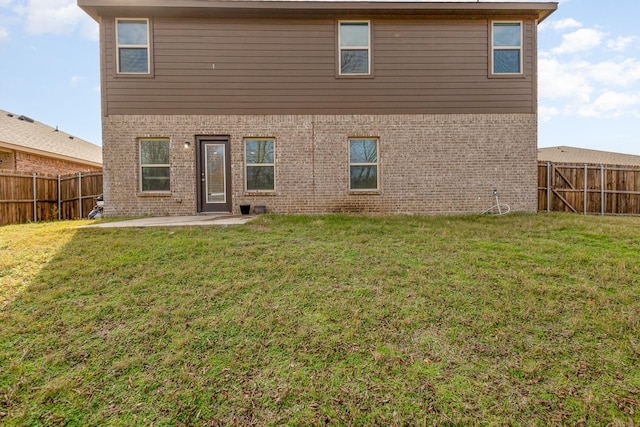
0;213;639;426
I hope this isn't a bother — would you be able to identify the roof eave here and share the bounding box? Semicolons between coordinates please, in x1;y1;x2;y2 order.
0;141;103;168
78;1;558;22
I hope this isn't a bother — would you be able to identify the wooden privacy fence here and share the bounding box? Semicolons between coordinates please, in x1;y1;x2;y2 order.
538;162;640;216
3;164;639;224
0;171;103;226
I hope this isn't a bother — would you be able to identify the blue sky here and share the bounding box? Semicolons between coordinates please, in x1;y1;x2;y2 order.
1;0;639;155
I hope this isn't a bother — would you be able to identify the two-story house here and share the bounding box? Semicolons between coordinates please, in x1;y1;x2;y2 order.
78;0;557;216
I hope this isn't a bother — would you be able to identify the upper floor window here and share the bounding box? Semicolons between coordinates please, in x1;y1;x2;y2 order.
492;22;522;75
245;138;275;191
117;18;150;74
339;21;370;75
140;138;170;192
349;138;379;191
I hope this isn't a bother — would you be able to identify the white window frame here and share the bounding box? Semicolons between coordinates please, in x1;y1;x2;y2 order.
245;138;276;192
116;18;150;75
338;20;371;76
349;137;379;191
491;21;523;75
139;138;170;193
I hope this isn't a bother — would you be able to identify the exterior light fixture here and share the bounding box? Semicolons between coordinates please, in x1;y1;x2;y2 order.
184;141;191;148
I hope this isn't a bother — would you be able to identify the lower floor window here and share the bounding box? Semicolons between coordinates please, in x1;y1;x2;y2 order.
245;138;275;191
349;138;379;190
140;138;170;192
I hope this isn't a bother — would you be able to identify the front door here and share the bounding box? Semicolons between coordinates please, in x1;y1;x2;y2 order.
197;136;232;213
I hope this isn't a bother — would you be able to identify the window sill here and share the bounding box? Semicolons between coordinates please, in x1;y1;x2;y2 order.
115;72;155;79
244;191;276;196
336;74;375;79
349;190;380;195
488;73;526;79
137;191;171;197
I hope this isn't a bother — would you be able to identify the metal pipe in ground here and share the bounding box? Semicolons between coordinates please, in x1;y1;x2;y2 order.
32;173;37;222
78;173;83;219
600;164;605;215
584;164;587;214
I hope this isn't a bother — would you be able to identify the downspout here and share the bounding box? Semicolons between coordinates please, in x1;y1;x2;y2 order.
311;115;316;213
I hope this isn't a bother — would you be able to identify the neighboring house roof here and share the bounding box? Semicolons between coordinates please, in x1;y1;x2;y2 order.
538;146;640;167
0;109;102;167
79;0;557;22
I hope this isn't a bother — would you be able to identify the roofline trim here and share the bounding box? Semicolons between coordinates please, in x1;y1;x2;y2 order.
79;1;558;23
0;141;103;168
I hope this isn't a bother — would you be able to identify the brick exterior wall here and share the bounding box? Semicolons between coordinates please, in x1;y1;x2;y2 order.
101;114;537;216
14;151;101;176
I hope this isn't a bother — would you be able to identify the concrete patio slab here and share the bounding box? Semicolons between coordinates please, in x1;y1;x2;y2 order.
83;214;256;228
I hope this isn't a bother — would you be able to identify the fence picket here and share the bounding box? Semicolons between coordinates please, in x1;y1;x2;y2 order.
538;162;640;216
0;171;102;226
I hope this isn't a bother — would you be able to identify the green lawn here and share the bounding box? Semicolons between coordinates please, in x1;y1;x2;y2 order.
1;213;639;426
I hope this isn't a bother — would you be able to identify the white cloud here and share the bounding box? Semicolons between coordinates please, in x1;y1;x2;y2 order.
0;26;8;49
588;59;640;87
3;0;98;39
578;91;640;118
542;18;582;32
539;58;593;104
539;105;560;122
606;36;636;52
23;0;84;35
70;75;85;87
552;28;605;54
79;15;98;41
540;55;640;119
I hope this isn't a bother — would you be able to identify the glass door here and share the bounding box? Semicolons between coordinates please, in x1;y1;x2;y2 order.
198;136;231;212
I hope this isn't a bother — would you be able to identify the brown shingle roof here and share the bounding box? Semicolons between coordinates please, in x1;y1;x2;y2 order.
538;146;640;167
0;109;102;166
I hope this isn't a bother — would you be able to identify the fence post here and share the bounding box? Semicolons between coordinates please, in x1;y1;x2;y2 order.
78;172;83;219
584;164;588;215
600;164;605;216
546;162;551;212
32;173;37;222
57;175;62;220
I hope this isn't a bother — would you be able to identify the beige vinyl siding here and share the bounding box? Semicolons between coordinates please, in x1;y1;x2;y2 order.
102;16;537;116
